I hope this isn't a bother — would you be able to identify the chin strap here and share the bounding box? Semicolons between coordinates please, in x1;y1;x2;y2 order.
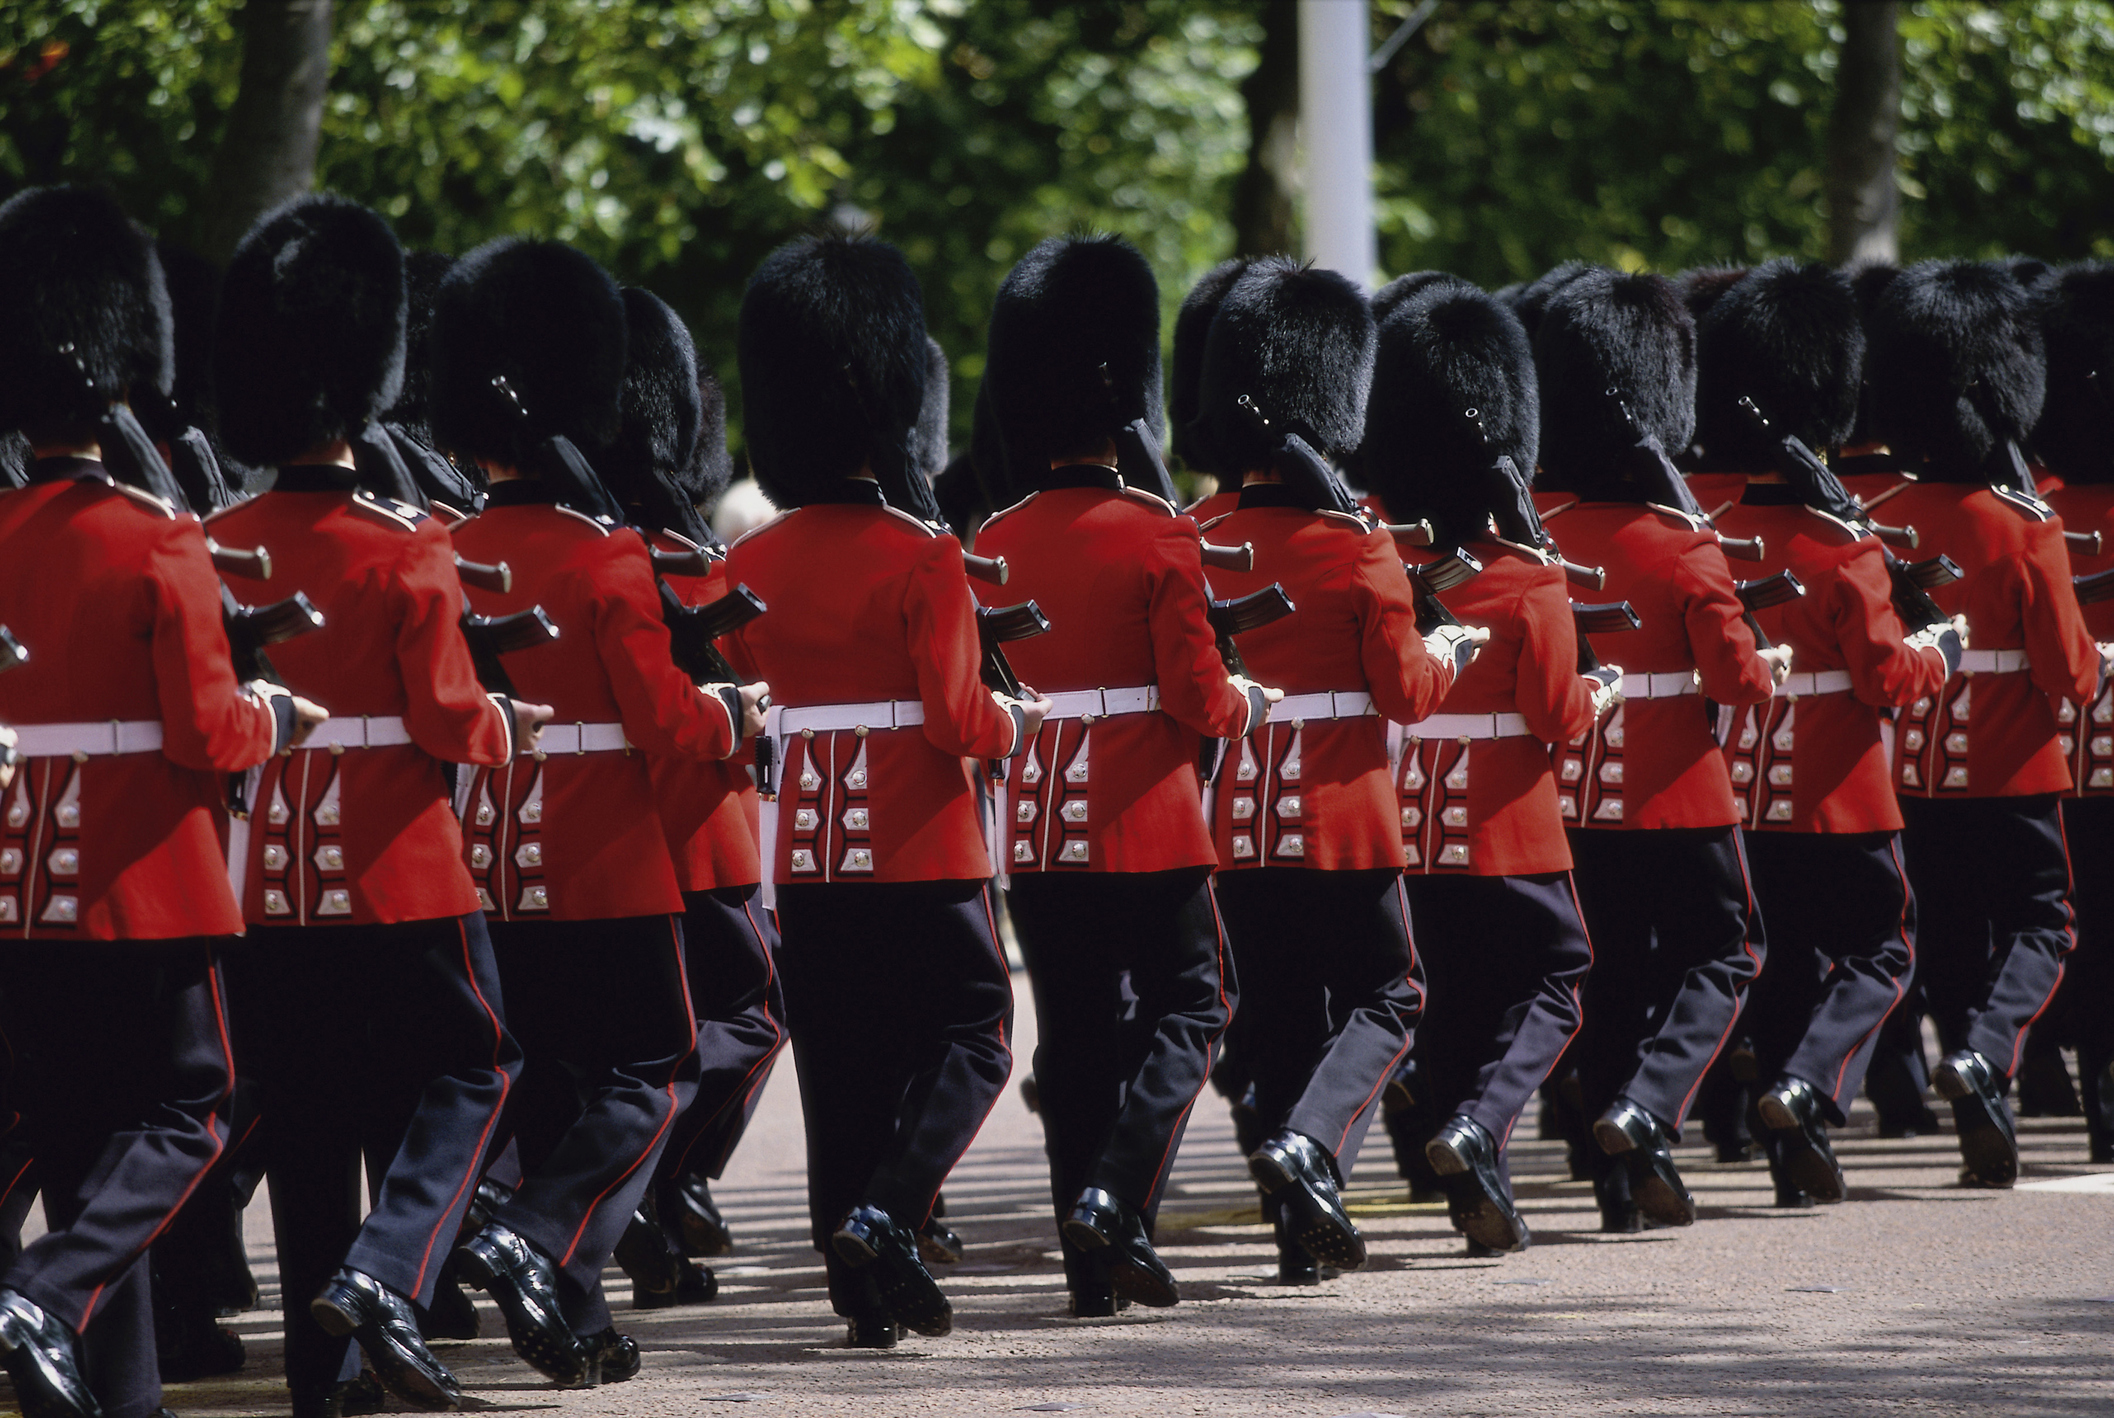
349;420;426;507
96;401;192;512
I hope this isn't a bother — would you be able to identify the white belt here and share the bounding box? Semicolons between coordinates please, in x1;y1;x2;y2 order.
527;721;629;756
1618;671;1700;699
777;699;926;736
1273;690;1374;724
1959;649;2030;675
1778;671;1852;697
1041;686;1161;721
299;714;412;751
1404;711;1530;741
11;720;164;758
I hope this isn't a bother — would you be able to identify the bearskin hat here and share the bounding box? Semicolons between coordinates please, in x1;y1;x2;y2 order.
599;287;702;499
429;238;626;474
1364;281;1538;544
1370;271;1462;329
0;185;172;442
690;371;735;507
1864;259;2045;477
213;194;406;468
2031;262;2114;483
384;249;455;440
1677;266;1750;324
1171;257;1253;473
1503;261;1595;340
1534;267;1696;487
155;241;220;433
1694;259;1864;471
1200;257;1375;472
2006;255;2060;300
985;234;1163;480
737;233;932;515
916;337;952;477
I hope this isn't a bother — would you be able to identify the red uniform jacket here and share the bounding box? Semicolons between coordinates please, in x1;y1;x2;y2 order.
208;473;516;925
1684;472;1748;517
2035;473;2114;796
1712;490;1948;833
1879;480;2101;799
973;468;1255;874
1198;489;1450;870
722;485;1021;885
650;530;761;891
0;459;281;939
452;483;738;920
1546;502;1776;830
1184;489;1242;526
1398;540;1599;875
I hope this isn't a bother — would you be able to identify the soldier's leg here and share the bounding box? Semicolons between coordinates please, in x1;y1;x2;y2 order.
2062;797;2114;1161
1964;794;2077;1081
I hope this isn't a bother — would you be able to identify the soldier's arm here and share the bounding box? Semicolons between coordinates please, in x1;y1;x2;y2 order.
393;524;519;766
1677;539;1777;706
149;518;288;771
1515;568;1600;744
1354;530;1452;724
594;537;740;762
1148;519;1263;738
1833;542;1949;709
2019;519;2105;706
906;535;1029;760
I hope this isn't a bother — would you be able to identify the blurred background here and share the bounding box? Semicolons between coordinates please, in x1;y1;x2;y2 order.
5;0;2112;458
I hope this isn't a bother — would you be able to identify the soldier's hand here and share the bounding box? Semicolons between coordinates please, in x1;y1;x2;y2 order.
2099;641;2114;680
512;699;554;751
288;694;330;747
1587;666;1623;718
0;726;14;792
1760;643;1795;687
1423;623;1488;675
1004;690;1055;738
738;681;771;739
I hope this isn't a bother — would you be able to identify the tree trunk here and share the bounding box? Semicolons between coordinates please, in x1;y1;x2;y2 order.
1233;0;1300;258
199;0;333;265
1827;0;1900;266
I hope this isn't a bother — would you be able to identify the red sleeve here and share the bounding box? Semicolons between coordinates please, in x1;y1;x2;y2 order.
1149;517;1253;738
146;517;280;772
1353;530;1451;723
1832;541;1948;709
593;533;737;762
2020;517;2103;706
393;522;515;766
1514;568;1598;744
1676;539;1775;706
906;534;1021;759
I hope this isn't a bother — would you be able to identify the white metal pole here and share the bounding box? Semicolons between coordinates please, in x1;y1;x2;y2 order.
1298;0;1376;289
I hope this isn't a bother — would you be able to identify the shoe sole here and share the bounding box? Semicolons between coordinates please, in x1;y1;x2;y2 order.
1592;1118;1695;1226
306;1296;458;1410
1947;1096;2020;1188
679;1211;733;1258
1424;1137;1528;1253
454;1247;587;1386
1061;1218;1181;1308
1755;1097;1847;1204
1590;1116;1638;1157
831;1230;953;1336
1249;1153;1366;1270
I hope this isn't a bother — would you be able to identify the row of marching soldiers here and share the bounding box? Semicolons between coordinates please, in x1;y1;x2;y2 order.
0;177;2109;1418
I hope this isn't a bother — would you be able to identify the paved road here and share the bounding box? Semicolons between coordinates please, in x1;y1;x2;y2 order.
153;974;2114;1417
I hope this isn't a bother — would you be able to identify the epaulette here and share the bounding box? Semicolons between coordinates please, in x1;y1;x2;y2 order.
105;480;179;520
1990;485;2054;522
728;508;792;549
981;490;1039;531
554;505;614;536
1121;486;1177;517
880;505;939;538
1801;506;1872;543
349;489;428;532
1645;502;1711;533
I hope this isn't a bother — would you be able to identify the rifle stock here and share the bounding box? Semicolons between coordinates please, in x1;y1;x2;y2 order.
222;586;325;684
454;557;513;595
651;546;713;578
1206;583;1296;678
2076;566;2114;607
1199;540;1254;572
460;607;559;697
661;581;765;684
1405;550;1483;636
963;552;1010;587
1572;600;1640;675
207;539;272;581
1386;520;1436;548
975;601;1051;698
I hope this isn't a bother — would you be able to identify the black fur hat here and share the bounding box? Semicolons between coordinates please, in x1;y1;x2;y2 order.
737;232;932;515
1865;259;2045;477
1534;267;1696;486
690;371;734;506
1694;258;1864;470
385;249;455;439
2031;262;2114;483
1364;282;1538;543
1371;270;1463;329
0;185;172;441
1201;257;1375;471
985;234;1163;479
1504;261;1595;341
1171;257;1252;473
155;241;220;433
916;337;952;476
1845;261;1899;446
429;238;627;471
1678;266;1750;322
214;194;407;467
597;287;702;501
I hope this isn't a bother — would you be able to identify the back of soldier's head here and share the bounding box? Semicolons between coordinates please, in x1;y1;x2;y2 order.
1199;257;1375;475
1533;267;1695;497
1170;257;1254;475
2031;261;2114;484
1693;258;1864;474
1864;259;2044;479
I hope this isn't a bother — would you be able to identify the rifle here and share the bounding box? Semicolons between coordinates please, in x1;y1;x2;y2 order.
1733;569;1805;650
1386;520;1436;548
660;581;766;685
1110;413;1184;508
651;545;713;578
1733;396;1919;547
454;557;513;595
1200;540;1254;572
489;374;626;524
975;601;1051;699
1572;601;1641;677
459;607;559;698
1607;389;1763;560
963;552;1010;587
1888;553;1962;631
1233;394;1364;517
221;586;325;684
207;539;272;581
1207;584;1296;679
2077;566;2114;606
2069;528;2105;556
1405;549;1484;636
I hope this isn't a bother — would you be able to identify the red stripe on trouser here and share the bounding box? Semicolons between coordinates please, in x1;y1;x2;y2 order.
911;889;1014;1227
1333;875;1423;1159
410;917;514;1296
2004;810;2081;1078
673;899;786;1177
1670;838;1764;1130
1140;880;1233;1213
1500;872;1597;1151
1832;840;1915;1105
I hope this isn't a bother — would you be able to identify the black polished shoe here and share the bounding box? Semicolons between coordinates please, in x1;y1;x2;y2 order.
0;1289;101;1418
633;1259;718;1311
454;1223;587;1385
674;1172;733;1257
1757;1075;1846;1203
1592;1166;1643;1234
1593;1098;1696;1227
1272;1213;1339;1285
153;1295;245;1381
419;1269;481;1341
845;1310;900;1348
1426;1114;1529;1254
918;1213;965;1267
1061;1188;1180;1308
341;1371;387;1416
1249;1130;1366;1270
1934;1049;2020;1187
614;1208;685;1298
831;1203;952;1336
1229;1083;1264;1159
311;1267;463;1411
582;1328;640;1384
1068;1287;1119;1317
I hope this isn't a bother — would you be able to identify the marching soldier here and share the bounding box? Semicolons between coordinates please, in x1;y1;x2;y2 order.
1362;276;1609;1254
432;238;763;1384
1170;257;1253;522
203;194;545;1417
1695;259;1958;1203
1191;258;1455;1280
0;185;323;1418
720;233;1043;1347
974;235;1270;1314
1533;268;1787;1232
1867;260;2105;1186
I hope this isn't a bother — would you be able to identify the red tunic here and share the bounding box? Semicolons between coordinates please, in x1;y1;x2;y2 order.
1197;494;1450;870
0;461;281;939
1545;502;1777;830
2035;474;2114;796
207;479;516;925
452;486;738;921
722;489;1021;885
1878;481;2101;799
1399;540;1600;875
1684;472;1748;517
971;471;1255;874
649;531;761;892
1711;494;1948;833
